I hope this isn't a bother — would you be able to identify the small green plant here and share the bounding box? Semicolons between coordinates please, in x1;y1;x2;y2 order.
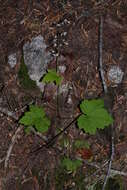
61;157;82;172
42;69;63;85
77;99;113;134
19;105;50;133
74;139;90;149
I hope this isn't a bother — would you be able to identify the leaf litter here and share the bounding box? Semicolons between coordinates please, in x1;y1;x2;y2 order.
0;0;127;189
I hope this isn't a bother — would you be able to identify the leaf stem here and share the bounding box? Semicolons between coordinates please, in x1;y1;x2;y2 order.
30;113;81;154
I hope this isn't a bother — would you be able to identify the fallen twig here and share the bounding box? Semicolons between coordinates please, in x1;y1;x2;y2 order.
99;15;107;94
0;100;34;120
83;159;127;177
84;159;127;189
0;157;5;164
0;107;18;120
4;124;24;170
102;125;115;190
30;126;48;142
110;169;127;177
30;114;81;154
98;15;115;190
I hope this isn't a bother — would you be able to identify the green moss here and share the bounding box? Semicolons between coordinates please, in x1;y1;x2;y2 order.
18;55;37;89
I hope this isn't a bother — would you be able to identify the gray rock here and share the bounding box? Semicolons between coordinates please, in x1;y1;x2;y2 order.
23;35;52;92
107;65;124;85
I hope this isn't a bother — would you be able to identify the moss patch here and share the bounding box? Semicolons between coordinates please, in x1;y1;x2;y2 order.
18;55;37;89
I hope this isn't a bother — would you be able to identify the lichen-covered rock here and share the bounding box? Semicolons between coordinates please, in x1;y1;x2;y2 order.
23;35;52;92
8;53;17;68
107;65;124;85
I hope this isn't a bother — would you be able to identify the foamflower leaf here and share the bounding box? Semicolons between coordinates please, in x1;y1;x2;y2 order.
77;99;113;134
19;105;50;133
42;69;62;85
61;157;82;172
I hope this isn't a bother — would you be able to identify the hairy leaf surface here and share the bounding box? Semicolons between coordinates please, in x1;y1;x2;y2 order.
77;99;113;134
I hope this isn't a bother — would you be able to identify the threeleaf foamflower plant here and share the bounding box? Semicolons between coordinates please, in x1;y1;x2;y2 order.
19;105;51;133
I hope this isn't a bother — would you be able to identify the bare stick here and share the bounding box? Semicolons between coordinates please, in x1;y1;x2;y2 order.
30;114;81;154
99;16;108;94
0;107;18;120
30;126;48;142
111;169;127;177
98;15;115;189
102;125;115;190
4;125;24;169
0;157;5;164
0;100;34;120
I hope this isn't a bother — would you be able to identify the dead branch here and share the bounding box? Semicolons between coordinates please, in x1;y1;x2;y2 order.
83;159;127;177
102;125;115;190
111;169;127;177
99;15;107;94
0;100;34;120
0;107;18;120
0;157;5;164
4;125;24;170
30;114;81;154
98;15;115;190
30;126;48;142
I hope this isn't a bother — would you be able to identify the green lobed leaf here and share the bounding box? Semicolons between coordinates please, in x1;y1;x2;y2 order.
78;115;97;134
42;69;62;85
77;99;114;134
29;105;45;117
19;112;35;126
61;157;82;172
19;105;50;133
80;99;104;115
34;116;51;133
